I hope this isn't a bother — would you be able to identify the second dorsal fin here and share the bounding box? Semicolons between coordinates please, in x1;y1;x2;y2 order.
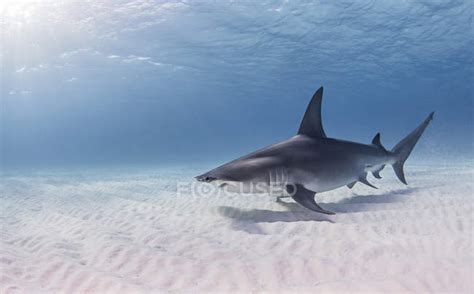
371;133;386;151
297;87;327;138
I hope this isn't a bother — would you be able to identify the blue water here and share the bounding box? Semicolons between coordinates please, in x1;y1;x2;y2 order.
1;1;472;169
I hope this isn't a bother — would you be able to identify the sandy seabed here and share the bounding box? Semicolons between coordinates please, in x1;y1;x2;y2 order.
1;164;473;293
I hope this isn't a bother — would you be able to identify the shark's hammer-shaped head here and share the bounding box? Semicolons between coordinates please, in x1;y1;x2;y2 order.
195;174;217;183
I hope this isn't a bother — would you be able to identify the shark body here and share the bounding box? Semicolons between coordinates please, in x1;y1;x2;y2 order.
196;87;434;214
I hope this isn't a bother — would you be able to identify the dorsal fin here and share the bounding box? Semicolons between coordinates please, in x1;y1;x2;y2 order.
298;87;327;138
371;133;386;151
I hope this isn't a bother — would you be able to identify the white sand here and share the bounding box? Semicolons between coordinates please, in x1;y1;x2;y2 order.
1;165;473;293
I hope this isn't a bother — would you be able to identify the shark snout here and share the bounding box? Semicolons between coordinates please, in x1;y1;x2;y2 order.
195;175;217;183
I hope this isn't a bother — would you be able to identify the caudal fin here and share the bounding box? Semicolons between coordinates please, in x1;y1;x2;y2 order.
391;112;435;184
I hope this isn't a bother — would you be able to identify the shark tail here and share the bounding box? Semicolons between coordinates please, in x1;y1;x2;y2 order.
391;112;435;184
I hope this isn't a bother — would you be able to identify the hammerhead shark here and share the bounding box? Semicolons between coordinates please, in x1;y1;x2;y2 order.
196;87;434;214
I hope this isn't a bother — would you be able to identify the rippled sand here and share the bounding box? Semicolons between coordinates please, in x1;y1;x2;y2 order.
1;165;472;293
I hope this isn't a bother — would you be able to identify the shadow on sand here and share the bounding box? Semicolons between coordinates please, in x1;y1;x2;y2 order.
217;187;419;228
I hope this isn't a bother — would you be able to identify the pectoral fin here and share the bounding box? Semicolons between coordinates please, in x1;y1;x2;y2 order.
286;184;335;215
